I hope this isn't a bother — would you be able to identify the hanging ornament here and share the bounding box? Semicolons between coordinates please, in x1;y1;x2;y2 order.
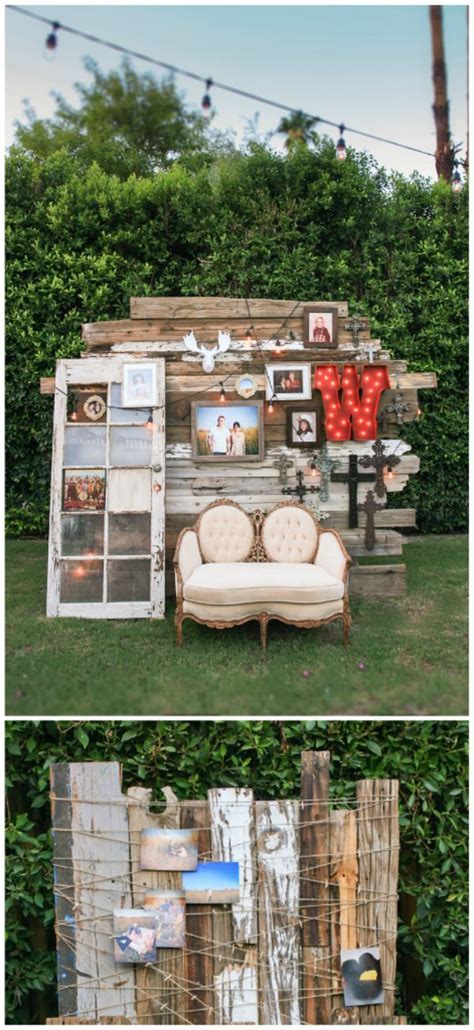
336;123;346;160
201;78;213;116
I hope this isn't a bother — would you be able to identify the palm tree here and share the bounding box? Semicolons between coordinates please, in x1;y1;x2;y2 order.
276;110;319;150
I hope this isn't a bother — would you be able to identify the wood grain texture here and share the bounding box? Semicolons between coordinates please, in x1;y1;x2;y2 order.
300;751;331;1024
255;800;301;1025
181;801;214;1024
329;811;359;1025
349;564;407;598
129;296;350;320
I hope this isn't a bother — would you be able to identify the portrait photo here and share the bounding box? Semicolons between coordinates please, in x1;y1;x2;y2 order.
303;304;339;348
143;890;186;948
192;401;264;461
62;470;106;512
140;828;199;871
265;364;312;401
113;910;157;964
287;407;321;447
340;947;384;1007
122;363;157;407
182;861;240;904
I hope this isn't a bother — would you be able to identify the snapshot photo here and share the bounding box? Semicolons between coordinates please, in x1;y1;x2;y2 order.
182;861;240;904
143;890;186;948
113;910;157;964
140;828;199;871
62;470;106;512
265;364;312;401
287;407;320;447
192;402;264;461
341;947;384;1006
122;363;157;407
304;304;339;347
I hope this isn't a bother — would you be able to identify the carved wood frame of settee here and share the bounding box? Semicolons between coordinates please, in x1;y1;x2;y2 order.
173;498;352;650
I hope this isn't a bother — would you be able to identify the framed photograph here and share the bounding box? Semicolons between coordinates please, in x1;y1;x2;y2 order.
191;401;264;462
122;363;157;408
265;364;312;401
113;909;157;964
236;374;258;399
143;890;186;948
140;828;199;871
63;470;106;511
287;406;321;448
341;947;384;1007
303;304;339;348
182;862;240;904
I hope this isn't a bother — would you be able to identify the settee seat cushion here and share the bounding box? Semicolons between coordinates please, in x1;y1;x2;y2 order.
183;598;343;622
183;561;344;606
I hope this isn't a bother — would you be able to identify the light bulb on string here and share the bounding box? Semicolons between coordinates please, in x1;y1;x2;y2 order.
201;78;213;116
452;161;463;193
144;413;154;431
219;382;226;402
268;393;277;414
310;458;318;478
336;124;346;160
45;21;60;60
274;338;282;355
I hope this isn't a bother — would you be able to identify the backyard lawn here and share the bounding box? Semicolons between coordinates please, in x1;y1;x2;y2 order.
6;536;468;717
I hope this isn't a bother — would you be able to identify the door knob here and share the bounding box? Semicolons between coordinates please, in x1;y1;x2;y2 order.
153;463;162;473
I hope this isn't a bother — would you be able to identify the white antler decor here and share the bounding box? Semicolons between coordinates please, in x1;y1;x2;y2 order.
183;330;232;372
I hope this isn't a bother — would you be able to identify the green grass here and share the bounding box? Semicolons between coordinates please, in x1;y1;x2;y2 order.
5;536;468;717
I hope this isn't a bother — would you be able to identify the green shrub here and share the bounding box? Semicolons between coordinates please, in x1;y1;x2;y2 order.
5;720;468;1024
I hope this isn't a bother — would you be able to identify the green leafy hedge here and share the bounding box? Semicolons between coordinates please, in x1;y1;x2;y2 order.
5;720;468;1024
6;141;467;535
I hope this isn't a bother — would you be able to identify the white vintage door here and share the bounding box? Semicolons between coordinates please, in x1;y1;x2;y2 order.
46;356;165;618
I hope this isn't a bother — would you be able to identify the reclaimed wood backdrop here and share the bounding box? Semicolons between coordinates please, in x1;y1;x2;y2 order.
40;297;437;598
50;753;401;1025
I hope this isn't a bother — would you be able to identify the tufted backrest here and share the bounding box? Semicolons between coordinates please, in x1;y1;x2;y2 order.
262;505;318;563
197;503;255;563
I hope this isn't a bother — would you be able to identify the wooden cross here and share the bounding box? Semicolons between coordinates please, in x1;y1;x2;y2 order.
273;453;294;485
358;490;385;551
331;454;374;528
311;443;341;502
358;439;401;498
344;316;366;347
282;469;319;504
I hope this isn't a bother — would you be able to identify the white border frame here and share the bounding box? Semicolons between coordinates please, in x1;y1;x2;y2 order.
265;363;312;401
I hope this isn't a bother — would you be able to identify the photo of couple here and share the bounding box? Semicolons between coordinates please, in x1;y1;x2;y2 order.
193;402;263;461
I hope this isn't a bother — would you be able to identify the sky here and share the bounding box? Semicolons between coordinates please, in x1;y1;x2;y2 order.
4;2;468;179
182;861;240;890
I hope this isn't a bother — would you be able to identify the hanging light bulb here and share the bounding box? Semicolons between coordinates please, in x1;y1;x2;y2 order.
219;382;226;401
145;413;154;431
268;394;277;414
336;123;346;160
310;458;318;478
201;78;213;116
274;338;282;355
452;162;462;192
45;21;60;60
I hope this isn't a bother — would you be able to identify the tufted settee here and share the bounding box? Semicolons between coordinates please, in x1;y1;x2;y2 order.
173;500;351;649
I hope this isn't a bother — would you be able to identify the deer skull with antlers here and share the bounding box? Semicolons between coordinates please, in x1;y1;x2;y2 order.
183;330;232;372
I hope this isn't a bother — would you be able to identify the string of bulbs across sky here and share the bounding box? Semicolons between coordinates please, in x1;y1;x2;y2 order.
7;4;465;189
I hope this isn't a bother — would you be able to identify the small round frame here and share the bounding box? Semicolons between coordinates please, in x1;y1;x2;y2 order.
235;374;258;399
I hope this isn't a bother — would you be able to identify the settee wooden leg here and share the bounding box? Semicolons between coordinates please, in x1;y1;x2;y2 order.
176;618;183;647
260;615;269;650
343;611;351;647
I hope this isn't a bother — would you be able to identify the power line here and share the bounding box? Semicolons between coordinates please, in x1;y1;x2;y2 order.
7;4;436;160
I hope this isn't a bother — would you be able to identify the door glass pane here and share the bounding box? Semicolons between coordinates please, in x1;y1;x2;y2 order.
110;383;152;424
109;514;151;555
61;515;104;556
108;469;151;512
68;387;107;424
64;426;106;466
110;426;152;467
63;470;106;511
107;559;151;602
60;560;103;603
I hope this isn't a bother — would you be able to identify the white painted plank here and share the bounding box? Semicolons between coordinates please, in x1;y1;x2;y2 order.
151;359;166;617
47;362;67;616
214;963;259;1026
208;788;257;943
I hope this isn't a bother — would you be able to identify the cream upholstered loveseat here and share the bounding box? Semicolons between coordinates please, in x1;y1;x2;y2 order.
173;500;351;649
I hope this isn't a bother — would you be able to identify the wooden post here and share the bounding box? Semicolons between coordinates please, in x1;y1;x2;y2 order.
330;810;359;1025
429;5;454;181
356;779;399;1025
50;763;136;1023
181;801;214;1024
300;750;331;1024
127;786;185;1025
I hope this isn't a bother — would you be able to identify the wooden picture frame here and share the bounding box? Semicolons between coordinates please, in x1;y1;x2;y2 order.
265;363;312;401
191;400;264;462
286;405;322;448
303;304;339;348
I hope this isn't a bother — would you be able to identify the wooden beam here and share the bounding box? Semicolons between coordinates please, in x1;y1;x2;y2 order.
181;801;214;1025
350;564;407;598
301;751;331;1024
129;297;350;320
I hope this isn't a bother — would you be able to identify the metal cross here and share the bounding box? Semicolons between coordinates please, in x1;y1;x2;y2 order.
331;454;374;528
344;316;366;348
358;439;401;498
358;490;385;551
379;391;411;426
282;469;319;504
311;443;341;502
273;453;294;485
360;342;376;363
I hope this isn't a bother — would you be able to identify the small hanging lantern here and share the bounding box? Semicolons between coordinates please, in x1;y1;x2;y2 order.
201;78;213;116
45;21;60;57
452;161;462;192
336;123;346;160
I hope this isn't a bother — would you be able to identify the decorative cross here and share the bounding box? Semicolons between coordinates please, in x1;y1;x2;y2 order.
331;454;374;528
273;453;294;485
282;469;319;504
358;439;401;498
344;316;366;348
378;392;411;426
311;443;341;502
358;490;385;551
360;342;376;363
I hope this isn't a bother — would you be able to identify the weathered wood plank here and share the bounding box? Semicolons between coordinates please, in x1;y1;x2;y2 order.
50;763;136;1022
129;297;350;320
181;801;214;1025
301;751;331;1025
256;800;301;1025
356;779;399;1025
208;788;257;943
350;564;407;598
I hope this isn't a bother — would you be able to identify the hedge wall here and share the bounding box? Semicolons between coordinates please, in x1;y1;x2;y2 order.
5;720;468;1025
6;141;467;536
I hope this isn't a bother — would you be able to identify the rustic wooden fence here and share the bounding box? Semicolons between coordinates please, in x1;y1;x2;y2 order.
49;753;404;1025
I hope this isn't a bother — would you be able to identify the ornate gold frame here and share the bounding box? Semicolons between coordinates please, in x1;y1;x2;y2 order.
173;499;352;650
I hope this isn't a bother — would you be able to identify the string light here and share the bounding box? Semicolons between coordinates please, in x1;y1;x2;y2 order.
201;78;213;116
267;393;277;414
45;20;60;58
274;338;282;355
219;382;226;401
309;458;318;478
452;161;462;193
336;124;346;160
144;413;154;430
